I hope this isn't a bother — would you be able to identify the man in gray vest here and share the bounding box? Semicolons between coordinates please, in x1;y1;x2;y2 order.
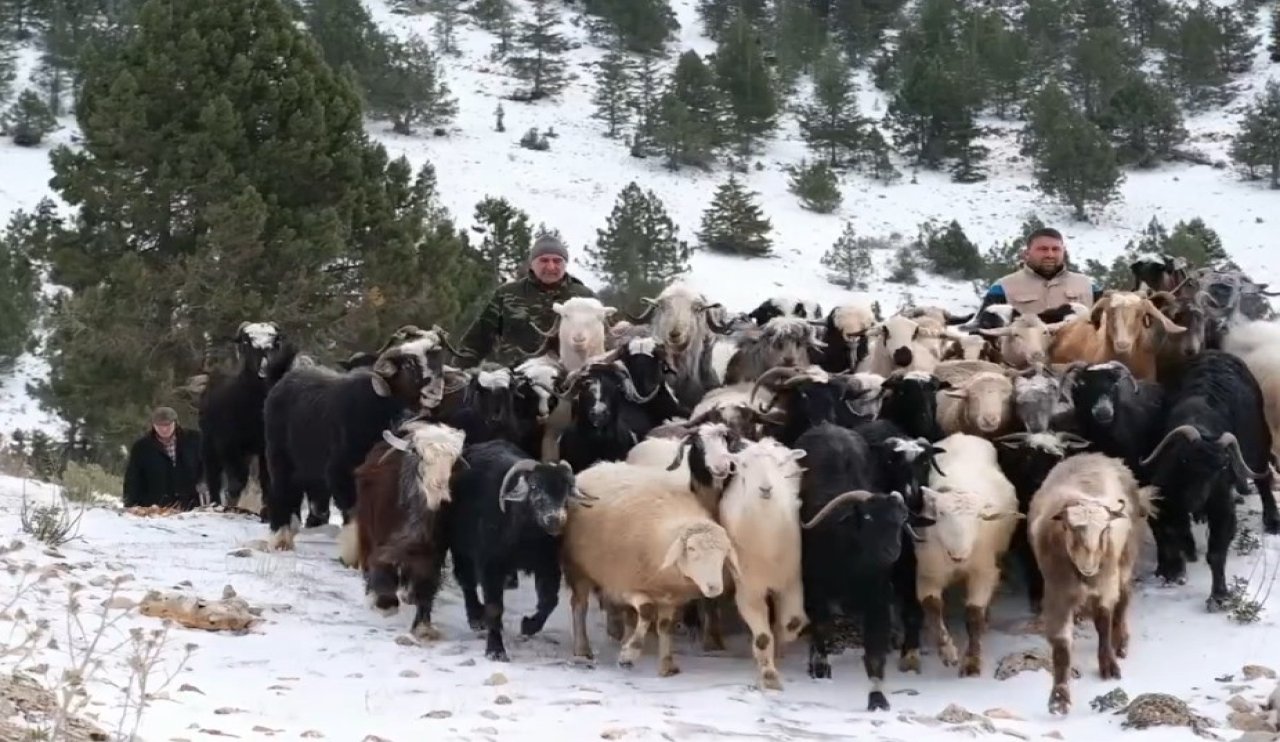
980;227;1103;316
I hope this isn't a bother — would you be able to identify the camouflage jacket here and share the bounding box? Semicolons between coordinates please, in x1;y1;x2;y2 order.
458;271;598;367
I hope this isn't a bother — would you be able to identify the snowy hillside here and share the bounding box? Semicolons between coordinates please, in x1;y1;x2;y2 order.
2;474;1279;740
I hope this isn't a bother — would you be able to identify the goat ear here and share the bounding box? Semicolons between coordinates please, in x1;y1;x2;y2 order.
382;429;410;451
553;302;566;316
788;449;806;462
602;306;617;319
942;388;968;398
660;534;685;572
371;374;393;397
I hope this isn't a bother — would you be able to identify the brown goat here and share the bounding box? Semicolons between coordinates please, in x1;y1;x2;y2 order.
1047;291;1187;380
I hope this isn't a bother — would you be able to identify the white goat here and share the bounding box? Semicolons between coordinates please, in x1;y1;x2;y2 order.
1223;319;1280;459
626;422;740;513
553;297;616;372
563;462;742;676
911;433;1022;677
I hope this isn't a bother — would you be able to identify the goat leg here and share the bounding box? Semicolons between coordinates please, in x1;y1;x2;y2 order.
1258;468;1280;535
520;560;561;636
1112;584;1132;658
734;584;782;690
1204;492;1237;611
480;562;511;661
365;559;400;617
862;587;893;711
960;567;1000;678
1043;593;1075;715
805;604;833;680
920;593;957;667
568;575;594;662
1092;598;1120;680
894;548;924;673
224;454;250;510
451;551;485;632
700;596;726;652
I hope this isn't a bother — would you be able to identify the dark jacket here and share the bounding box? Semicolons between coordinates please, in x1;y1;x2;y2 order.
122;427;204;509
458;270;598;367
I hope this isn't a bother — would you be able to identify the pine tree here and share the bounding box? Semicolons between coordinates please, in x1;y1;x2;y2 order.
787;159;842;213
1067;25;1141;121
798;45;864;169
653;51;723;168
24;0;488;452
821;222;874;289
1099;72;1187;167
697;0;767;42
1161;1;1234;108
430;0;463;56
591;42;633;138
2;88;57;146
713;14;778;155
472;196;533;281
584;182;690;294
1123;0;1173;49
1271;2;1280;63
885;44;981;169
628;53;662;157
666;50;725;143
473;0;518;58
1229;79;1280;188
1215;2;1257;75
917;219;982;280
506;0;570;101
969;6;1029;118
534;222;563;243
367;34;457;135
887;242;920;284
0;0;41;42
580;0;680;55
303;0;396;113
697;173;773;257
0;212;40;363
858;127;901;183
769;0;827;90
0;37;14;104
947;115;987;183
1027;83;1125;219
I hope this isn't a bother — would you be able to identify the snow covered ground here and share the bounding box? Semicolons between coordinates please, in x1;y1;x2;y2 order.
2;473;1279;740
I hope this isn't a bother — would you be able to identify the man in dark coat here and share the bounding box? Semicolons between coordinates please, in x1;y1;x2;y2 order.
458;233;598;367
122;406;204;509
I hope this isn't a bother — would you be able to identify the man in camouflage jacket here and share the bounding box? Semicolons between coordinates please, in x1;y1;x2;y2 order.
458;234;599;367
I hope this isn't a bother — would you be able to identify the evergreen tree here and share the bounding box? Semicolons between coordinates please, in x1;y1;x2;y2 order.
858;127;901;183
1;88;56;145
303;0;395;112
969;6;1030;118
798;45;864;169
0;37;14;104
769;0;827;91
472;0;517;58
584;182;690;295
472;196;533;282
787;159;842;213
653;51;723;168
821;221;874;289
1067;25;1141;121
367;34;457;135
627;53;662;157
0;0;42;42
917;219;982;280
1271;2;1280;63
1027;83;1125;219
0;212;40;363
697;173;773;257
429;0;463;56
533;221;563;243
828;0;907;61
1123;0;1173;49
591;42;633;138
506;0;570;101
1161;0;1234;108
697;0;767;42
713;14;778;155
1215;2;1258;75
1229;79;1280;188
887;242;920;284
947;116;987;183
580;0;679;55
1098;72;1187;167
25;0;488;452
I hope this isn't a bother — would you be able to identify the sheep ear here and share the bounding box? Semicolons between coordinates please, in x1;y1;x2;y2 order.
603;306;617;319
942;388;968;398
382;429;410;451
660;534;685;572
371;375;393;397
788;449;806;462
553;302;566;316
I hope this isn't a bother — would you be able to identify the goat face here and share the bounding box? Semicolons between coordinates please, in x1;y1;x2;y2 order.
1130;253;1187;293
1050;500;1129;578
1090;292;1186;354
1013;369;1064;433
235;321;284;378
803;490;913;567
382;421;467;510
730;439;805;500
1070;362;1136;427
877;436;945;503
980;316;1056;367
471;366;520;437
514;357;563;419
564;363;642;431
1151;294;1207;361
661;523;740;598
759;316;817;368
640;283;717;351
371;326;459;409
675;422;740;481
498;459;584;536
921;486;1021;563
845;373;886;418
881;371;949;434
555;298;615;354
618;336;667;401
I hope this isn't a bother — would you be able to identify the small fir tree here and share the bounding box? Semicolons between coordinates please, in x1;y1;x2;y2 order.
506;0;571;100
917;219;983;280
887;242;920;284
697;173;773;258
1229;80;1280;188
628;53;662;157
798;45;865;168
787;159;842;213
822;222;875;289
472;196;534;281
591;42;633;138
429;0;463;55
2;88;57;146
367;34;458;135
584;182;690;294
1271;3;1280;63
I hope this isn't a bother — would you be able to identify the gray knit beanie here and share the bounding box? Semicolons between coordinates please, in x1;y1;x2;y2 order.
530;234;569;261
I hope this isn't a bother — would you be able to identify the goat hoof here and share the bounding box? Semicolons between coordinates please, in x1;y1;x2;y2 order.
1099;657;1121;680
808;660;831;679
485;648;509;662
520;616;543;636
617;659;635;670
898;650;921;674
867;691;889;711
658;661;681;678
411;623;442;641
1264;516;1280;536
940;645;959;667
759;669;781;690
960;656;981;677
1206;594;1230;612
1048;686;1071;715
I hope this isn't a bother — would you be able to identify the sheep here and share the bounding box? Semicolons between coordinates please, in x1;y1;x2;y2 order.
563;461;740;675
448;441;592;660
262;325;471;549
626;281;730;408
717;315;824;385
747;296;823;325
1028;453;1156;715
913;434;1022;677
1138;351;1278;607
863;314;948;376
978;313;1063;368
527;297;616;373
1129;252;1190;294
993;431;1093;613
792;421;929;711
346;420;467;639
196;321;296;510
1223;319;1280;462
1047;291;1188;380
716;437;809;690
816;300;880;372
936;371;1017;438
558;360;657;472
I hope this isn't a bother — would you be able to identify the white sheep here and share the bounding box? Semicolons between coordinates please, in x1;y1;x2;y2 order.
552;297;617;372
1223;319;1280;459
861;314;947;375
563;461;742;676
937;370;1017;437
717;437;808;690
911;433;1022;677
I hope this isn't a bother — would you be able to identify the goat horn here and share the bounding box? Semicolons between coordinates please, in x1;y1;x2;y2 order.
622;301;657;323
498;459;540;512
802;490;877;529
666;434;694;471
382;429;410;451
1139;424;1202;467
751;366;802;403
995;432;1031;445
613;360;661;404
431;324;476;359
1105;503;1127;519
1140;299;1188;334
1217;432;1264;480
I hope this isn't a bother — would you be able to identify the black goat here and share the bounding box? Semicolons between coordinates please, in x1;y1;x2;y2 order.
197;321;295;511
815;306;873;373
792;422;931;711
426;363;524;445
510;355;566;459
748;366;864;445
992;431;1092;613
448;440;591;660
1139;350;1278;608
599;333;688;424
878;370;948;441
558;361;656;472
262;326;471;548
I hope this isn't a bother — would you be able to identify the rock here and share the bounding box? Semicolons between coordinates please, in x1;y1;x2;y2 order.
1230;696;1256;713
102;596;137;611
178;684;204;694
480;710;500;721
422;710;452;719
138;590;260;632
1042;734;1064;740
994;649;1080;681
494;695;512;705
898;713;941;727
600;730;627;740
999;730;1031;741
1228;711;1274;733
458;658;476;667
361;736;391;742
394;635;417;647
221;585;237;600
227;549;253;558
1122;693;1218;738
300;731;324;738
1091;688;1130;713
485;672;509;686
1244;666;1277;681
938;705;982;724
984;708;1024;721
399;670;419;678
89;575;110;587
213;708;244;715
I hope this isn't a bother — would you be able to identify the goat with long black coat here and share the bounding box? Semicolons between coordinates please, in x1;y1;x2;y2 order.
447;440;590;661
558;361;656;472
1138;350;1277;608
877;371;948;441
197;322;295;510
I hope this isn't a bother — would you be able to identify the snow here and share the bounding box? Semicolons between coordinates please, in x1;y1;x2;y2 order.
2;472;1279;740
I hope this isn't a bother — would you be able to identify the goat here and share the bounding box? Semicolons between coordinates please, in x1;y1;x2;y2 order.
1138;351;1277;606
448;440;591;660
563;461;739;675
936;371;1017;438
1223;319;1280;464
878;370;949;441
914;433;1022;677
978;313;1062;368
1047;291;1187;380
197;321;295;510
1148;291;1210;383
424;363;524;445
749;366;863;446
626;281;730;408
347;421;467;638
558;360;657;472
1129;252;1190;293
1028;453;1156;715
689;383;775;441
339;351;379;371
594;332;688;424
747;296;823;325
511;355;565;458
717;437;808;689
627;422;742;514
903;306;975;325
816;300;879;372
262;326;470;549
1012;364;1074;433
526;297;616;373
718;316;824;385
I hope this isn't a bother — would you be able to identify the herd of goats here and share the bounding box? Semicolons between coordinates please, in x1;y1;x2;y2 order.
184;253;1280;716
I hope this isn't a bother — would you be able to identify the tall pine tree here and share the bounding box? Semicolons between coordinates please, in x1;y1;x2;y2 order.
0;211;40;363
506;0;570;100
713;14;778;156
580;0;679;55
591;40;633;138
1271;2;1280;63
653;50;724;169
472;196;534;282
584;182;689;296
1027;82;1125;219
367;34;458;135
1229;79;1280;188
697;172;773;257
798;45;864;169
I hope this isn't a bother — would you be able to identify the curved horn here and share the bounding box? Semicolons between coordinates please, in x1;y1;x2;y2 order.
944;310;974;325
750;366;803;404
612;360;660;403
430;324;477;359
802;490;877;529
1105;503;1128;520
236;321;250;338
555;364;593;399
1140;299;1188;334
1217;432;1264;480
382;429;410;451
498;458;540;512
994;432;1032;446
666;431;696;471
1138;424;1202;467
623;299;658;324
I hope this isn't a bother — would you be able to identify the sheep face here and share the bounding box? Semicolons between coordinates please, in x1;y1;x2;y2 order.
235;321;285;378
555;298;615;354
1049;500;1129;578
383;421;467;510
1014;369;1064;433
943;373;1013;434
944;334;990;361
497;459;583;536
881;315;924;367
921;486;1021;563
660;522;740;598
980;316;1056;367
